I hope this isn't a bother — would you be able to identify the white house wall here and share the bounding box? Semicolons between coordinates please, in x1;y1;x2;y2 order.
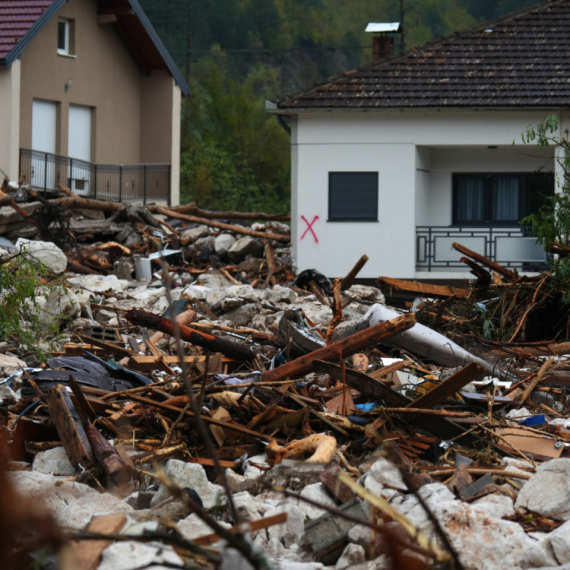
293;110;561;279
0;60;21;180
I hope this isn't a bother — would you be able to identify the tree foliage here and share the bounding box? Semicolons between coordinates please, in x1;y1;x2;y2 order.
138;0;542;213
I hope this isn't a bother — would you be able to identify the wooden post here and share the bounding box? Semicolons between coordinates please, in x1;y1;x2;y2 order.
46;385;94;470
263;314;416;384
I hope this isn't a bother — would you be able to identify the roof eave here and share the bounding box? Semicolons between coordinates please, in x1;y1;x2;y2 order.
268;104;568;114
128;0;190;97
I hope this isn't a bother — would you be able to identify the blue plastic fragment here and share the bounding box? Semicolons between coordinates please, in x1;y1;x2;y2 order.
355;403;376;412
520;415;546;427
348;415;373;425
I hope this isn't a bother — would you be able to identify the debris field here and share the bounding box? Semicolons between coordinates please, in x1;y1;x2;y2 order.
3;180;570;570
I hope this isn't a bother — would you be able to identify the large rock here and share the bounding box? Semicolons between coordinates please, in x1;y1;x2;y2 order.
433;501;551;570
36;285;81;328
215;233;237;256
68;274;130;294
547;520;570;564
16;238;67;274
228;236;264;262
472;494;515;519
185;235;216;259
98;541;183;570
336;544;366;570
365;458;407;492
295;483;337;520
0;354;27;377
57;492;133;530
9;471;131;529
222;303;263;327
32;446;74;476
181;225;210;243
150;459;224;509
515;458;570;520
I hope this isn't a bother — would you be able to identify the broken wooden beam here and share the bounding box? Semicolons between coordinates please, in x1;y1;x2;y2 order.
85;424;133;489
262;314;416;384
341;255;369;291
378;276;470;298
405;362;485;414
156;207;290;243
46;384;94;470
452;242;516;281
124;309;257;362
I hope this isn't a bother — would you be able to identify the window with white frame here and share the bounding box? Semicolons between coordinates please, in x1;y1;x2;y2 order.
57;18;75;56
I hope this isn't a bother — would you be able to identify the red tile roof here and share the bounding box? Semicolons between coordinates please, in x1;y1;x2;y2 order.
0;1;54;60
277;0;570;110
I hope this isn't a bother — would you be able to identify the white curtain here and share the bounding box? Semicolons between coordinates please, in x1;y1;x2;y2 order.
457;177;484;221
493;176;519;221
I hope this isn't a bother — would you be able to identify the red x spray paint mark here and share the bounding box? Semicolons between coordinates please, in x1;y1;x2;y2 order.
300;215;320;243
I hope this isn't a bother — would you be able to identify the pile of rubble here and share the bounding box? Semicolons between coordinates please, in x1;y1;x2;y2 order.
4;184;570;570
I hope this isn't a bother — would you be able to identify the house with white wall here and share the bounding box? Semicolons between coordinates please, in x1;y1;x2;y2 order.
269;0;569;280
0;0;189;206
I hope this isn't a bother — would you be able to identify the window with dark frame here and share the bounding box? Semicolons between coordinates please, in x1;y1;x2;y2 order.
453;173;554;226
329;172;378;221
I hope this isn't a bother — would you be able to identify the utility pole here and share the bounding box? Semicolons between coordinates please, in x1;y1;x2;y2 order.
186;1;192;80
400;0;405;52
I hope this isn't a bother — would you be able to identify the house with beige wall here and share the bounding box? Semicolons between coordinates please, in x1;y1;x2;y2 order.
0;0;189;205
270;0;569;280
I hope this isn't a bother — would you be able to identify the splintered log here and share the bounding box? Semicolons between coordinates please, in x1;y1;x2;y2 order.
341;255;369;291
459;257;492;287
46;384;94;470
85;424;133;489
156;207;291;243
405;362;485;417
263;314;416;383
165;202;290;222
452;242;516;281
378;276;470;298
125;309;257;362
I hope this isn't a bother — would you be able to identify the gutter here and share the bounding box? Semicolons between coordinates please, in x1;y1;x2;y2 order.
266;102;569;115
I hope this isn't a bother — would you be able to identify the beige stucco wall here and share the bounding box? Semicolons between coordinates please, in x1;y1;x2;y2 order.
0;60;21;179
17;0;182;203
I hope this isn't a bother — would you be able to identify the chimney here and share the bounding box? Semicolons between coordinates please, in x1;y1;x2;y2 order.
365;22;401;61
373;36;395;60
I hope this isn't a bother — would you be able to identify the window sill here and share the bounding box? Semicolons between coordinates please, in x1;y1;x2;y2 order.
57;51;76;58
327;219;379;223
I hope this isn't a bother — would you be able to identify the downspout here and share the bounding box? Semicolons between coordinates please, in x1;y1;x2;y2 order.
277;114;291;136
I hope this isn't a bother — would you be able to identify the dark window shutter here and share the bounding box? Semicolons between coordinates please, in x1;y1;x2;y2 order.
329;172;378;221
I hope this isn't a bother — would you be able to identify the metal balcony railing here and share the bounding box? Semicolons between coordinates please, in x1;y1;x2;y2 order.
416;226;549;272
19;148;171;205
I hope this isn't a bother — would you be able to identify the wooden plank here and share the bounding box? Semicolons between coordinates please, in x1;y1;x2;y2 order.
124;393;284;443
313;360;478;445
77;334;134;359
46;385;94;470
405;362;485;413
71;513;127;570
188;457;236;469
369;359;413;381
263;314;416;384
194;513;288;546
378;276;470;298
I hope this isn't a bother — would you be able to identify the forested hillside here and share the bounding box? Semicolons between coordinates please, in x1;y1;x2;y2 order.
138;0;541;212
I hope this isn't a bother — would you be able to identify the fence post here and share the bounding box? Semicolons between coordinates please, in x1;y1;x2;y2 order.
143;164;147;205
69;158;73;193
18;149;22;180
119;165;123;203
94;163;97;200
167;165;171;206
44;152;48;195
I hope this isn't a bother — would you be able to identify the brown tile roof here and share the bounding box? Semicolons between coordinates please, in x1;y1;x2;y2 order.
277;0;570;110
0;0;53;60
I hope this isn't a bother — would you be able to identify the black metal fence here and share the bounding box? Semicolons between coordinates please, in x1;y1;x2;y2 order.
19;148;171;205
416;226;549;272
